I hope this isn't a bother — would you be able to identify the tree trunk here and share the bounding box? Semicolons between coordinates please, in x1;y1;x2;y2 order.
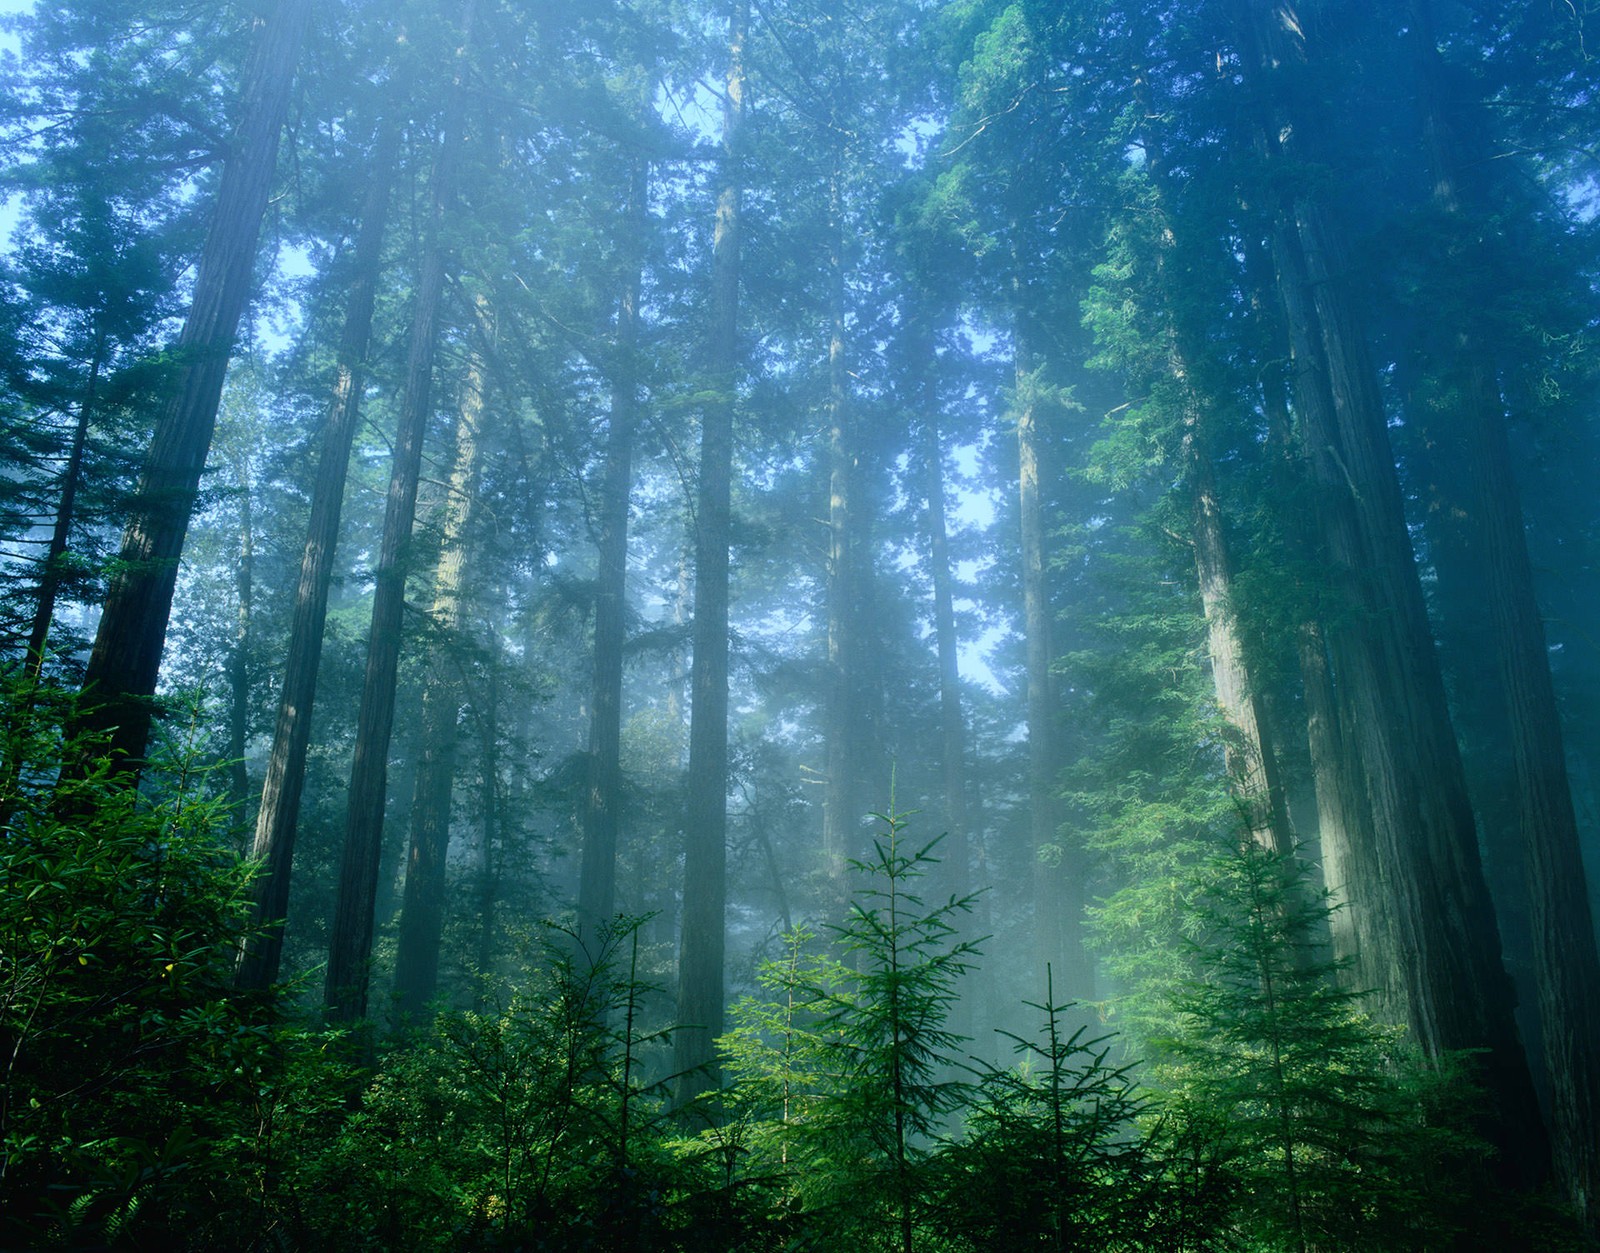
673;0;746;1114
325;9;472;1023
1185;425;1293;856
227;443;255;810
1231;0;1546;1179
1249;240;1400;1012
25;342;101;681
576;155;648;964
72;0;312;769
1016;345;1091;998
1409;2;1600;1217
821;173;860;895
392;306;488;1023
236;117;399;992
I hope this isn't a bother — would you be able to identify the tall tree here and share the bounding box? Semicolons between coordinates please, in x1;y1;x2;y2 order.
1406;0;1600;1220
391;302;490;1022
576;151;650;964
673;0;747;1113
1229;0;1545;1175
71;0;313;767
325;1;474;1023
237;116;401;992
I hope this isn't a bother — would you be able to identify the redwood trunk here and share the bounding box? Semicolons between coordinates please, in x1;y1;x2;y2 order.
237;118;399;992
576;156;648;963
325;15;470;1021
73;0;312;767
1410;1;1600;1215
392;312;487;1022
1232;0;1544;1176
673;0;746;1113
821;176;860;894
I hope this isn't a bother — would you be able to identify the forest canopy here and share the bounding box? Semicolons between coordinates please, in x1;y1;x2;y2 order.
1;0;1599;1248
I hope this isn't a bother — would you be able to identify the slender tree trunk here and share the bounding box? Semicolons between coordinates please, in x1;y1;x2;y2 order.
392;308;488;1023
325;9;472;1023
1232;0;1545;1178
72;0;312;769
577;155;648;963
1409;3;1600;1217
1016;344;1091;998
475;657;501;1003
924;412;971;905
673;0;746;1114
237;117;400;992
25;343;102;680
227;445;255;809
821;174;860;895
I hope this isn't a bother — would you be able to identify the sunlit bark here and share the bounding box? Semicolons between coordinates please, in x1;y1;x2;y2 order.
393;306;488;1023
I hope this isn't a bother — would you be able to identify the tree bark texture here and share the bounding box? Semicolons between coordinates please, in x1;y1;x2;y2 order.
392;307;488;1023
237;117;400;992
1232;0;1545;1178
1251;242;1400;1012
1184;427;1293;856
74;0;312;767
576;155;648;965
673;0;746;1114
325;11;471;1022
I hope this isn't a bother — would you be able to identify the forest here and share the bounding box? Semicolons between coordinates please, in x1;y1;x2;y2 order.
2;0;1599;1248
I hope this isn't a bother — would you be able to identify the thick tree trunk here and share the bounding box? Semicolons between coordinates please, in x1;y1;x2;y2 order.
576;156;648;964
1410;3;1600;1217
392;310;488;1023
673;0;746;1114
72;0;312;768
1250;243;1400;1011
325;12;471;1023
237;117;399;992
1232;0;1545;1179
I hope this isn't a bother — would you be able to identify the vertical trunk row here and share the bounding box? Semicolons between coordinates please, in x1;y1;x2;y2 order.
1410;2;1600;1219
325;4;474;1024
1231;0;1545;1176
392;304;490;1023
74;0;313;768
237;117;400;992
576;153;649;963
673;0;747;1113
